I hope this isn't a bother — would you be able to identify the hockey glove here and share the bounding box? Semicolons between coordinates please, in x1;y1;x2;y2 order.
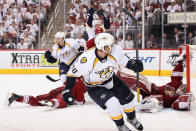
44;50;57;63
62;88;74;105
126;59;143;72
88;8;96;16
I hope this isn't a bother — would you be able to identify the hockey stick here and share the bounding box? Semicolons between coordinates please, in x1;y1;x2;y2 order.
119;8;140;102
46;75;60;82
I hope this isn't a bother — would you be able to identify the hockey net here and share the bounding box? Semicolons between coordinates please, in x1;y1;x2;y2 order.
179;45;196;93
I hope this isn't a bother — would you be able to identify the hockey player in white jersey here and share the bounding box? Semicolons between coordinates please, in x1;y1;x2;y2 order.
62;33;144;131
44;31;83;84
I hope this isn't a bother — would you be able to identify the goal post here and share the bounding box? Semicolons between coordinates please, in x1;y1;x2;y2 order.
179;44;196;93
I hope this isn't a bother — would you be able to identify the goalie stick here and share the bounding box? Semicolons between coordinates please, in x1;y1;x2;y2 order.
119;8;140;102
46;75;60;82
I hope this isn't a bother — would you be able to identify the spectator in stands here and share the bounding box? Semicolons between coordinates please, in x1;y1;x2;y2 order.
30;19;39;35
125;34;134;49
162;33;172;48
8;20;17;34
35;7;44;22
5;38;16;49
23;15;30;25
117;35;125;49
24;30;35;48
134;33;142;49
0;33;8;49
0;25;3;40
187;32;194;45
25;24;36;39
18;21;25;33
76;32;86;50
10;31;19;44
76;6;85;19
167;0;179;12
68;3;77;17
146;34;158;49
172;27;183;47
0;3;7;16
41;0;51;11
72;18;85;38
17;37;29;49
35;3;47;22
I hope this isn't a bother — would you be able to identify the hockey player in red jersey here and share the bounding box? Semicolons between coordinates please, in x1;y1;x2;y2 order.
86;7;110;49
86;26;104;49
5;78;86;108
118;58;192;112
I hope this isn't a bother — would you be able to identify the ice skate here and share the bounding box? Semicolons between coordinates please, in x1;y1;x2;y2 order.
38;100;53;107
117;124;131;131
127;118;143;131
5;93;21;106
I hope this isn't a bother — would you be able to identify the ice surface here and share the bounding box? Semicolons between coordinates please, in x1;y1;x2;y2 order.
0;75;195;131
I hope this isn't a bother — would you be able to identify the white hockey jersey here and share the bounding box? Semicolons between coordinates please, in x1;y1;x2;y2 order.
51;38;80;65
67;45;129;89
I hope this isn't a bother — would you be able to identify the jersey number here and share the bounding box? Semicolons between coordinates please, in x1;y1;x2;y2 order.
72;67;78;74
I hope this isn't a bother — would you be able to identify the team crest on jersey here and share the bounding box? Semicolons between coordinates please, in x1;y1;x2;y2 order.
60;51;70;57
80;57;87;63
95;66;116;79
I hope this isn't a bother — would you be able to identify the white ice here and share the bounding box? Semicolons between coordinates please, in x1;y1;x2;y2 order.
0;74;196;131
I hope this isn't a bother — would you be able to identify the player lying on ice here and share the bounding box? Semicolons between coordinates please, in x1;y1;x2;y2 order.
5;78;86;108
118;54;193;113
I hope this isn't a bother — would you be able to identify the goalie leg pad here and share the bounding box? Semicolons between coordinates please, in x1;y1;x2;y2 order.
172;94;191;110
139;96;163;113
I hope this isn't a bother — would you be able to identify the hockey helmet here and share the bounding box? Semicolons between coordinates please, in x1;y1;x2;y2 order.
94;33;114;52
54;31;65;43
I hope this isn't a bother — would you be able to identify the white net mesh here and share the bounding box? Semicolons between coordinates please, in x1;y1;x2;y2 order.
189;45;196;92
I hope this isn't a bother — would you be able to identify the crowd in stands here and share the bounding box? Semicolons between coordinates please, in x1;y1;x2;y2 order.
66;0;196;50
1;0;195;50
0;0;54;49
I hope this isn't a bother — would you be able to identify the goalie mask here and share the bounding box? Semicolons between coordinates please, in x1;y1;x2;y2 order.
54;31;65;44
94;33;114;53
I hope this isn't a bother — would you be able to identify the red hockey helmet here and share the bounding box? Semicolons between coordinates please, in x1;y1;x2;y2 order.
95;26;104;35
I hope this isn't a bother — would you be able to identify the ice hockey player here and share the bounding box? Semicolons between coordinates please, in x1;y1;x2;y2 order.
5;78;86;108
118;57;192;112
44;31;83;84
86;7;110;49
62;33;144;131
86;26;104;49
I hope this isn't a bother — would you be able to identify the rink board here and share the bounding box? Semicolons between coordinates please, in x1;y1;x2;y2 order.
0;49;195;77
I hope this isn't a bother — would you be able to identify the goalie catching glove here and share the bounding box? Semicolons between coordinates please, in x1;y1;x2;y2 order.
126;59;143;72
44;50;57;63
62;88;74;105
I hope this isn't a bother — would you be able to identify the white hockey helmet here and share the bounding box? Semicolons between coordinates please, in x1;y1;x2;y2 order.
54;31;65;43
94;33;115;52
92;20;101;27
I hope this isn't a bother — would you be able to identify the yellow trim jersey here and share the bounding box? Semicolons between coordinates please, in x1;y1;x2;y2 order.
67;45;129;89
51;38;80;66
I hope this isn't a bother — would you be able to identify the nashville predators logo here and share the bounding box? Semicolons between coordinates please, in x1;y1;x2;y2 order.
80;57;87;63
95;66;116;79
60;51;70;57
